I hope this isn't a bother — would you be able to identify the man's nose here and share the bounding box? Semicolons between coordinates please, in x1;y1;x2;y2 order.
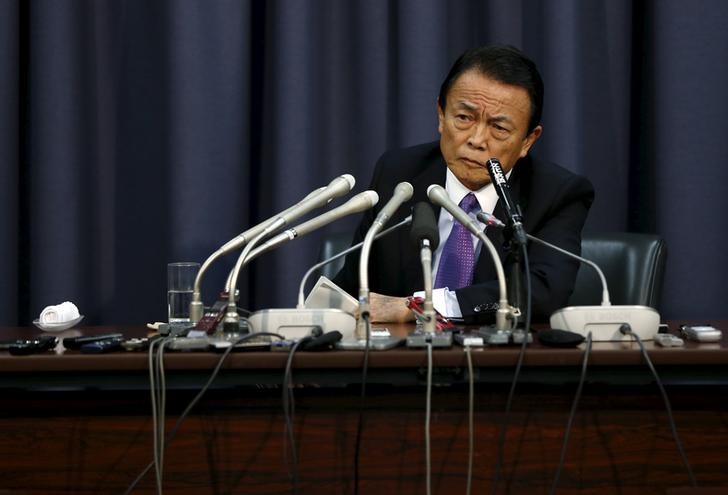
467;123;488;150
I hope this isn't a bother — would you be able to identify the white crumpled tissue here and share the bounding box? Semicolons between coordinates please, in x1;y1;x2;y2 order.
40;301;80;324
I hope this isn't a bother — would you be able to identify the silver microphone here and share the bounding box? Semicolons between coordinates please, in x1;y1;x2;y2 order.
275;174;356;228
242;191;379;265
358;182;414;316
218;187;325;255
225;174;356;299
228;191;379;341
410;202;440;333
219;174;355;254
427;184;514;330
189;175;355;323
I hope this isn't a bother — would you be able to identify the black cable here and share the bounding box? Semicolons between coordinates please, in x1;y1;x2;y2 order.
123;331;285;495
147;337;162;494
156;338;171;494
147;336;173;495
464;345;474;495
549;331;592;495
620;323;697;487
282;337;309;495
425;342;433;495
353;312;372;495
491;242;532;495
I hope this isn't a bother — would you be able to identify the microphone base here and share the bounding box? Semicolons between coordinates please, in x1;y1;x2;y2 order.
406;330;453;348
336;336;403;351
247;308;356;341
549;305;660;342
335;325;403;350
475;326;532;345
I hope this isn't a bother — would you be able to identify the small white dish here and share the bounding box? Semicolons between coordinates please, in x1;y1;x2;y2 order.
33;315;84;332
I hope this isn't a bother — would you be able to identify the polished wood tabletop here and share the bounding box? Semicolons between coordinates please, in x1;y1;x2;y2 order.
2;320;727;373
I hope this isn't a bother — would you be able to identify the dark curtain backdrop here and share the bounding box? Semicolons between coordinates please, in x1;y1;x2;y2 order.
1;0;726;325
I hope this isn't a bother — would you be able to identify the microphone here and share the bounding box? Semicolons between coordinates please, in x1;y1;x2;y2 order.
243;190;379;265
237;191;380;343
373;182;414;232
189;174;355;323
485;158;527;245
265;214;412;350
409;202;439;334
358;182;414;319
189;186;326;323
220;174;355;254
475;211;506;229
222;175;356;330
476;218;660;341
427;184;515;331
409;202;439;251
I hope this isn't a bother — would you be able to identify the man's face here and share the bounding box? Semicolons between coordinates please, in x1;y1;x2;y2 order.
437;70;542;190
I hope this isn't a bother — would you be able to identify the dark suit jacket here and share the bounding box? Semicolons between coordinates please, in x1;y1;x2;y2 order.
333;141;595;323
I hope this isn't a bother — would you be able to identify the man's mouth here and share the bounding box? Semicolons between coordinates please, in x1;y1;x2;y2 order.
461;157;485;168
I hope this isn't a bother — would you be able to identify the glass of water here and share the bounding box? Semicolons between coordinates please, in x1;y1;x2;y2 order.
167;262;200;324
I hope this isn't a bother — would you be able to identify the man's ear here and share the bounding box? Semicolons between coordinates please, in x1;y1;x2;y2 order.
436;97;445;135
519;125;543;158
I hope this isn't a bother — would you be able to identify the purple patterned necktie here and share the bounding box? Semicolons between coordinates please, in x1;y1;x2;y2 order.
435;193;480;289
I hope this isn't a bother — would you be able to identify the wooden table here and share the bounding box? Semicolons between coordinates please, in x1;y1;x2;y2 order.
1;322;727;494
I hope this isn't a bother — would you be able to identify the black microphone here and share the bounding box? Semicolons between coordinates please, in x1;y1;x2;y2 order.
485;158;527;245
409;202;440;250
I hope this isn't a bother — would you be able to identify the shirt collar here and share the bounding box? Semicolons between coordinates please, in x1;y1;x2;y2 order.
444;167;509;214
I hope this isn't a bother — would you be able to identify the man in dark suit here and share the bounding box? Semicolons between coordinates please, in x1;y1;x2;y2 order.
333;45;594;324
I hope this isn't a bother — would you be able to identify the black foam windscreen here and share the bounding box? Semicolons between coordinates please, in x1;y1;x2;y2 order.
410;202;440;250
299;330;343;351
538;329;585;347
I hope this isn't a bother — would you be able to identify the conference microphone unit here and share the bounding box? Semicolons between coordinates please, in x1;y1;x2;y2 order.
244;191;380;341
246;308;356;341
533;234;659;342
477;213;660;342
295;215;414;351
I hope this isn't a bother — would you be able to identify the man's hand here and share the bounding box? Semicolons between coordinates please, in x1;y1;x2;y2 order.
368;292;415;323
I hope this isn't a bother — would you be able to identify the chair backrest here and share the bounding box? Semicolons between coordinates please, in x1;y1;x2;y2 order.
318;231;668;309
568;232;667;308
318;232;354;280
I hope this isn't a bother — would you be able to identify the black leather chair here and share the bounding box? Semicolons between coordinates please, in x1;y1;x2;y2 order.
317;232;353;280
568;232;667;308
318;231;668;309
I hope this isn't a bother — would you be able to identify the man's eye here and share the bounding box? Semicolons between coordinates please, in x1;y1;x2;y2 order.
455;114;471;121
